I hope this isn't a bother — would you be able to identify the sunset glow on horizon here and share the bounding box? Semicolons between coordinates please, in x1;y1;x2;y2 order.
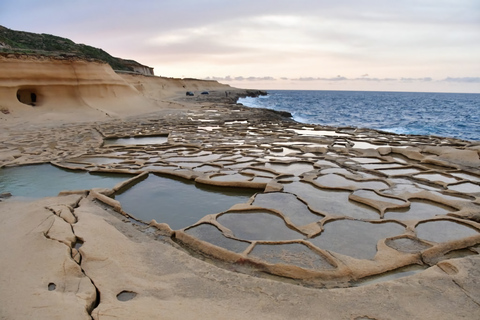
2;0;479;93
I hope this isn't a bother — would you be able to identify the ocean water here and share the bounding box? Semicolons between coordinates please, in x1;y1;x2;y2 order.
238;90;480;141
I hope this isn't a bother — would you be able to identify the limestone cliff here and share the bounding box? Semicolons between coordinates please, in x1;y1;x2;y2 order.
0;53;244;124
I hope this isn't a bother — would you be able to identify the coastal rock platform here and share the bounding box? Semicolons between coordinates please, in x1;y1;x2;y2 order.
1;103;480;319
0;59;479;319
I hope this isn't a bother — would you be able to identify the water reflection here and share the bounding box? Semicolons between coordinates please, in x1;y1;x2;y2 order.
114;174;256;230
0;164;132;199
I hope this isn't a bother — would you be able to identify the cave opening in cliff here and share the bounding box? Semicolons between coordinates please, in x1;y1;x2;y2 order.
16;89;39;106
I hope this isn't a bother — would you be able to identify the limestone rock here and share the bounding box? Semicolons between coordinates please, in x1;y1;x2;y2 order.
0;196;96;319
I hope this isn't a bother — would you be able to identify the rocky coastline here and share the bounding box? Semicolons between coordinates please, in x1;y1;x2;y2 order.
1;56;479;319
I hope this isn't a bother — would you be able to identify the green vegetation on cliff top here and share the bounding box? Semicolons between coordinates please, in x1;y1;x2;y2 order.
0;25;147;72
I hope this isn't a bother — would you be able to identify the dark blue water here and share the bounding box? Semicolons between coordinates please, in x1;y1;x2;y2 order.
238;90;480;141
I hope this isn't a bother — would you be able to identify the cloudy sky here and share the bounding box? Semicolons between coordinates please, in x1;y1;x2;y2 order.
1;0;479;92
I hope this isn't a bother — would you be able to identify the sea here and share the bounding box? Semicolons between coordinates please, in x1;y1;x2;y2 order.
238;90;480;141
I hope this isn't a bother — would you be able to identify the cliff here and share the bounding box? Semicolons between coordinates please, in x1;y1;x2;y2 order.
0;26;264;125
0;25;153;74
0;53;238;124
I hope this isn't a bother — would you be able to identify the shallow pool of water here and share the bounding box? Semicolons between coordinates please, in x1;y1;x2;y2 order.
416;220;479;243
315;174;389;190
114;174;256;230
384;200;454;221
217;210;304;241
413;173;459;184
354;264;426;286
264;162;315;176
0;164;133;199
185;223;250;253
283;181;380;220
103;136;168;145
287;129;351;137
248;242;336;270
448;182;480;194
309;220;405;260
252;192;323;226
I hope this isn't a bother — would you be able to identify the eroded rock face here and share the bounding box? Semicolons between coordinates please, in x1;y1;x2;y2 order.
0;55;239;124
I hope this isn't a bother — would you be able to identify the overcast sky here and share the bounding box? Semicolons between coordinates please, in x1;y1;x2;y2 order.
1;0;479;92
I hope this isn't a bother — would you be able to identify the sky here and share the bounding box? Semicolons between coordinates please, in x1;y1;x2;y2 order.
1;0;480;93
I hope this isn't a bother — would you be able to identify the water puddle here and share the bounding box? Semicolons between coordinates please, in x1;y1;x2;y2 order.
114;174;255;230
384;200;455;221
319;168;349;175
315;160;339;167
450;172;480;183
443;248;479;260
385;236;432;253
193;165;222;173
383;178;432;195
378;168;423;176
103;136;168;145
263;162;315;176
252;192;323;226
361;163;404;170
225;120;248;125
116;291;137;301
269;147;301;156
198;126;221;131
241;168;277;178
315;174;389;190
430;191;474;202
217;210;303;241
0;164;133;199
353;264;426;287
69;157;123;165
283;182;380;220
352;141;389;149
416;220;479;243
350;190;406;212
74;239;84;250
251;177;273;183
248;243;336;270
351;158;383;164
413;173;459;184
447;182;480;194
288;129;351;137
222;161;259;169
172;162;203;168
211;173;251;182
185;223;250;253
144;164;179;171
309;220;405;260
165;154;221;162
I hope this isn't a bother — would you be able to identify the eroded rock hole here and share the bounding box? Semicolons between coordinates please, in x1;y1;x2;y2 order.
74;238;84;250
16;89;39;106
48;283;56;291
116;290;137;301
